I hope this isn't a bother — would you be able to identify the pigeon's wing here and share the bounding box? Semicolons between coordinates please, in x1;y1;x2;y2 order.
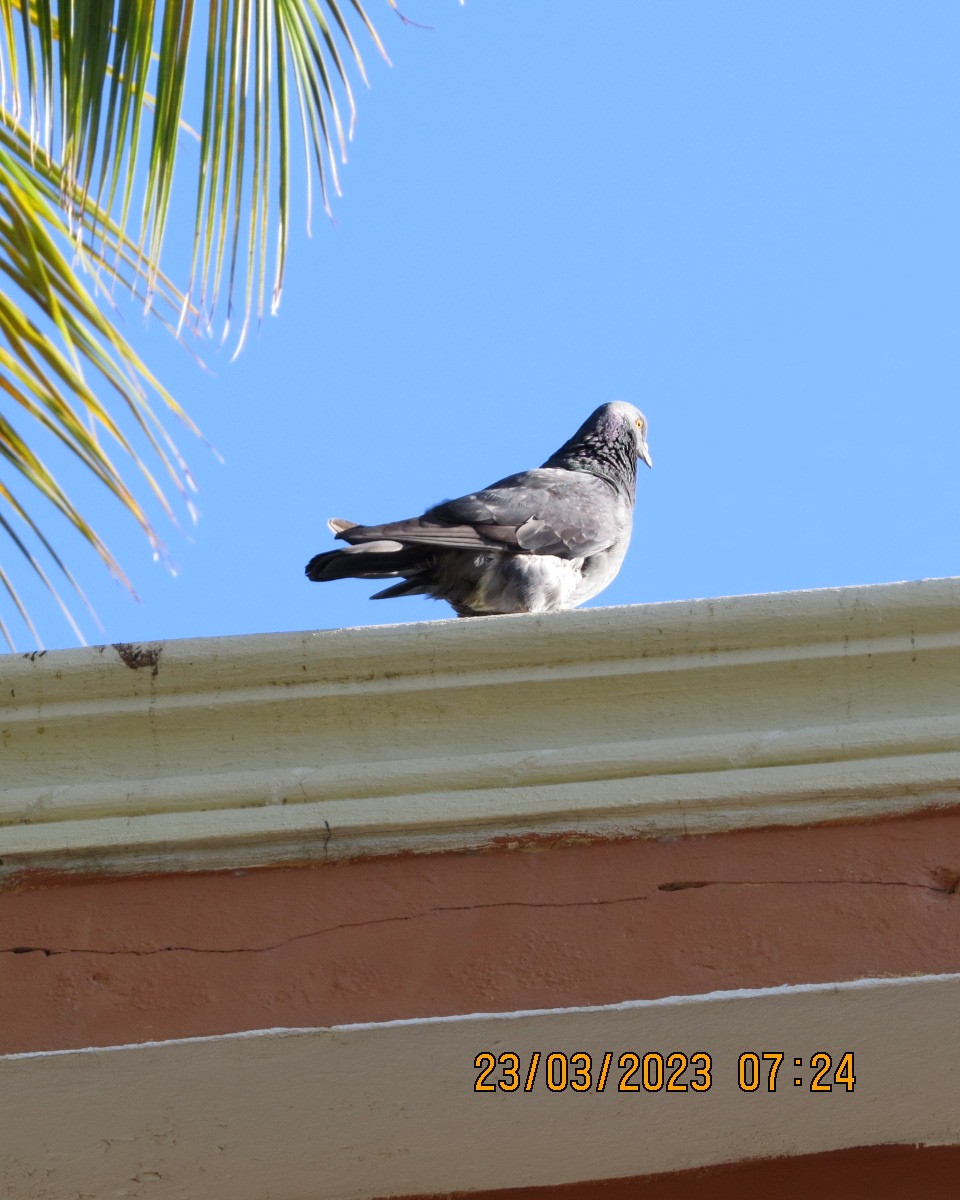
338;469;623;559
432;469;623;557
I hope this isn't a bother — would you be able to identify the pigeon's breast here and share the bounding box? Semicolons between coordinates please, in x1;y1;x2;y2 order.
448;551;585;616
569;532;632;607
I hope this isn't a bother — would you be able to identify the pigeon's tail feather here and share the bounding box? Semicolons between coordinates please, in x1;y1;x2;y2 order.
305;549;351;582
370;580;431;601
305;542;427;583
338;518;514;552
327;516;359;535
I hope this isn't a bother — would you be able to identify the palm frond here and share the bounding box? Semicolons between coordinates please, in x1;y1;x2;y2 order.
0;0;400;648
5;0;391;342
0;140;199;646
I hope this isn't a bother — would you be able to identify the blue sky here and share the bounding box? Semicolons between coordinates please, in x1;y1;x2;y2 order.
11;0;960;649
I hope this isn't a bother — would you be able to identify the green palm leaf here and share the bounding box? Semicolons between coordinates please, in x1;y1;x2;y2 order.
0;0;398;648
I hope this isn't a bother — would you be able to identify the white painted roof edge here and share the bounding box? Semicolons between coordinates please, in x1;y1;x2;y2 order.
3;969;959;1199
4;576;960;876
4;969;960;1062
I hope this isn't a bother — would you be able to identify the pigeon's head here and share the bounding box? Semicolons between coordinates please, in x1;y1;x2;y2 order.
602;401;653;468
543;401;652;483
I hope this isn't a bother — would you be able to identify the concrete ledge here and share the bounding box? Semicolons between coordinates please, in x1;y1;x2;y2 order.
2;578;960;877
3;973;959;1200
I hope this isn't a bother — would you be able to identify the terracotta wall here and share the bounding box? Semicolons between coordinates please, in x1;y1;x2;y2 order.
403;1145;960;1200
2;807;960;1054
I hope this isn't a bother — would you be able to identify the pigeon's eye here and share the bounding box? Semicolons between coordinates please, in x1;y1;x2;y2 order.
635;419;644;430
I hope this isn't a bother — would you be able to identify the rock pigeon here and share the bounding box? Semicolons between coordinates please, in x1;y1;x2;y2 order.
305;401;652;617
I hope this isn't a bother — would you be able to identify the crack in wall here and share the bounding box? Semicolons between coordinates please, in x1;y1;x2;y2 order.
0;894;654;957
0;877;954;959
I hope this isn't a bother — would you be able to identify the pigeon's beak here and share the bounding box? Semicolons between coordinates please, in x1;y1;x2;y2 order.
638;442;653;469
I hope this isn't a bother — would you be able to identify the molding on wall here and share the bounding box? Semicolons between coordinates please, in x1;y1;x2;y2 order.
3;973;959;1199
3;577;960;877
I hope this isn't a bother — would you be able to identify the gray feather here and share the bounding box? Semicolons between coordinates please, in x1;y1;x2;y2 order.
304;401;651;617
